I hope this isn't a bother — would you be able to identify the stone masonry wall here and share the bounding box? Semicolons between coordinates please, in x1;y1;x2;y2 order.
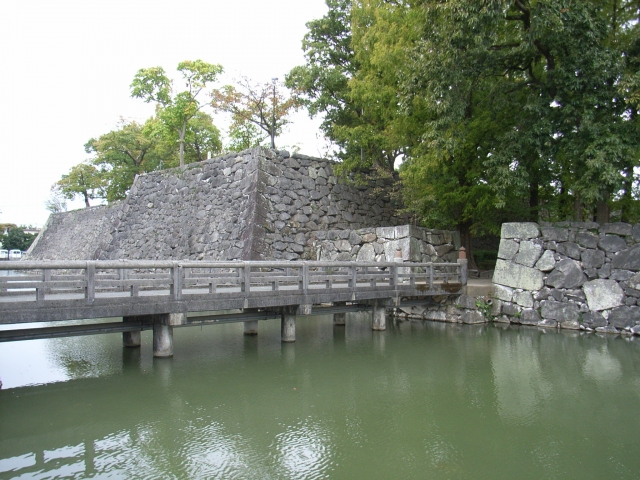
26;204;120;261
28;147;407;262
492;222;640;336
308;225;460;263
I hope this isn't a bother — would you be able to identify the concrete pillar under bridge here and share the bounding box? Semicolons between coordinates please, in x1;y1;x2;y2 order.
372;302;386;331
123;313;186;357
244;320;258;335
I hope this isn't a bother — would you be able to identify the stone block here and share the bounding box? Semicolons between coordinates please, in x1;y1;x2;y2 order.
502;302;521;316
492;284;514;302
582;279;624;311
493;259;544;290
556;242;581;260
576;232;599;249
560;320;580;330
535;250;556;272
498;239;519;260
541;227;569;242
541;300;580;322
463;311;486;324
599;235;627;253
601;222;632;236
609;306;640;329
513;291;534;308
546;259;586;289
629;272;640;290
612;245;640;271
538;319;558;328
514;241;543;267
610;269;634;281
502;222;540;239
581;311;606;328
520;309;541;325
581;249;605;269
456;294;477;310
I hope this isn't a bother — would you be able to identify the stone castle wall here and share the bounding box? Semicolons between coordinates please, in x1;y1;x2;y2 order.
27;204;120;261
28;148;407;262
491;222;640;335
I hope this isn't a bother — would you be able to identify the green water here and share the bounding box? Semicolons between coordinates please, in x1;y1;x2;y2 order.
1;315;639;479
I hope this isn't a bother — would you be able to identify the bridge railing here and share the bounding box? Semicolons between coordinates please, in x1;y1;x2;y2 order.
0;260;467;303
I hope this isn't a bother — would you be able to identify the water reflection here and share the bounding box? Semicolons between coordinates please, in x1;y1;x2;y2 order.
1;317;640;479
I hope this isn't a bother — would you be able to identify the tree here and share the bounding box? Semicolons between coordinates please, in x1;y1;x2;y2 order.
55;162;105;208
131;60;223;167
212;77;299;149
1;227;36;251
45;186;68;213
226;121;266;152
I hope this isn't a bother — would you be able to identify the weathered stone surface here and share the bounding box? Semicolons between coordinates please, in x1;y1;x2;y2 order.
538;319;558;328
498;239;519;260
493;259;544;290
560;319;580;330
514;241;543;267
541;227;569;242
541;300;580;322
612;245;640;271
556;242;581;260
629;272;640;290
581;312;606;328
456;295;477;310
581;249;605;269
502;222;540;239
610;269;634;281
462;311;486;324
608;306;640;329
599;235;627;253
492;284;514;302
356;243;376;262
595;325;619;334
576;232;599;249
582;279;625;311
546;259;586;289
520;309;541;325
501;302;521;316
535;250;556;272
513;291;534;308
601;222;632;236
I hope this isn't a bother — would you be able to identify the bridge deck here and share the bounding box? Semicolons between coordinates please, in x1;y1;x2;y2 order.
0;260;468;341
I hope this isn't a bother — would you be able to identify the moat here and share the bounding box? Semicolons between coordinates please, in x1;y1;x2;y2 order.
1;316;639;479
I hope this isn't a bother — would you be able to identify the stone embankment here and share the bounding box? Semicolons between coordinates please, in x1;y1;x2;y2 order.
28;148;405;262
492;222;640;336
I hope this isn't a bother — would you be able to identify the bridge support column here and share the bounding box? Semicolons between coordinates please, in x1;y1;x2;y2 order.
244;320;258;335
153;323;173;357
122;316;141;348
281;312;296;342
333;312;346;326
372;303;386;331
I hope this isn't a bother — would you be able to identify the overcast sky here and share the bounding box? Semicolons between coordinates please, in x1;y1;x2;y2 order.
0;0;329;228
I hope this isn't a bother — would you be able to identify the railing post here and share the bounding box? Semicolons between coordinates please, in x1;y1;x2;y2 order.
458;247;468;286
243;263;251;294
391;263;398;287
351;263;357;290
171;262;183;300
85;261;96;302
37;268;50;301
302;263;309;295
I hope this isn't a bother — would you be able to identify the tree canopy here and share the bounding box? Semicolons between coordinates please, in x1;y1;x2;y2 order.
212;77;299;149
290;0;640;267
1;227;37;251
131;60;223;167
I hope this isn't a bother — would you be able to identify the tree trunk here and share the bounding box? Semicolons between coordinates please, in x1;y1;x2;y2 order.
573;194;583;222
83;191;91;208
596;194;610;225
179;120;187;167
459;221;479;271
529;177;539;222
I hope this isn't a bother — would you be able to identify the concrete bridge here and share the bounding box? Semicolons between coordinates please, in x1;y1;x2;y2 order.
0;258;467;356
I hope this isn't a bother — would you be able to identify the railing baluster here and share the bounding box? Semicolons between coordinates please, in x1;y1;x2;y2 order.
171;262;183;300
302;263;309;294
243;263;251;294
85;262;96;302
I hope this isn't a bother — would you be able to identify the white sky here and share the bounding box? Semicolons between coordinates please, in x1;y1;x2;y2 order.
0;0;329;227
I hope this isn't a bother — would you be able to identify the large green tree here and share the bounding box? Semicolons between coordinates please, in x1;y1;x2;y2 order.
55;162;105;208
131;60;223;167
1;227;37;251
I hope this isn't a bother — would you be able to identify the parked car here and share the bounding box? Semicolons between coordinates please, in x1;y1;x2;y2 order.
9;249;22;259
0;249;7;260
